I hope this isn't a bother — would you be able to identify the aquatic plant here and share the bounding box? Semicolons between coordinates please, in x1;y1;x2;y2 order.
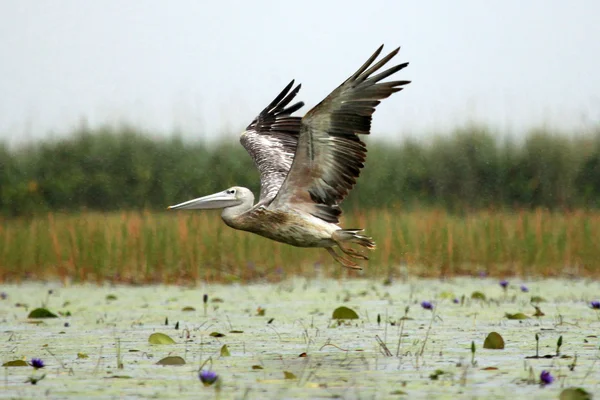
539;370;554;386
500;280;509;290
520;285;529;292
199;370;219;386
29;358;44;369
421;301;433;310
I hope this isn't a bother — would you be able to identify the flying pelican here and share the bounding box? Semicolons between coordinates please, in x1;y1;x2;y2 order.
169;45;410;269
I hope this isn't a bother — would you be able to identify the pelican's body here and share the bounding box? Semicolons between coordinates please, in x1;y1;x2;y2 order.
224;198;339;248
169;45;410;268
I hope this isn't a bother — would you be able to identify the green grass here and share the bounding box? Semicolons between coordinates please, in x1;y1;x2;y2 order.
2;208;599;283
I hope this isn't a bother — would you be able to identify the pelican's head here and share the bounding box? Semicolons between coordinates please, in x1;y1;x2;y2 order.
168;186;253;210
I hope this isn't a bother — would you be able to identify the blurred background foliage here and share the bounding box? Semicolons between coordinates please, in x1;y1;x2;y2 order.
1;124;600;217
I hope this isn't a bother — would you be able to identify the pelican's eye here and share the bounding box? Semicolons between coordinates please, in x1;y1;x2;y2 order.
227;189;236;195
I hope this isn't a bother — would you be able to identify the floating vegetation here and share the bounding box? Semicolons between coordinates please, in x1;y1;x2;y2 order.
220;345;230;357
198;370;218;387
483;332;505;349
27;308;57;319
156;356;186;366
540;370;554;386
283;371;297;380
332;306;359;320
505;313;529;320
148;333;176;345
0;279;599;398
471;291;486;301
2;360;28;367
559;387;593;400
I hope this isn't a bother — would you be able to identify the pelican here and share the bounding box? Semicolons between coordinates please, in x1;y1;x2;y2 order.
169;45;410;269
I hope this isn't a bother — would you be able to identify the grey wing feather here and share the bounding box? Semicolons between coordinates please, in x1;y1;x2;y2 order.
240;80;304;204
272;45;410;223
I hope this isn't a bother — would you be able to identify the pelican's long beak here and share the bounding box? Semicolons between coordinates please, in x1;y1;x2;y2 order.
168;190;238;210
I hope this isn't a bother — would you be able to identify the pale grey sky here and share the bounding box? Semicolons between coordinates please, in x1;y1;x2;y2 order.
1;0;599;145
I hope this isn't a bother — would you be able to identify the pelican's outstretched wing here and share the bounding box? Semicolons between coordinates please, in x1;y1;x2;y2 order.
240;80;304;204
271;46;410;223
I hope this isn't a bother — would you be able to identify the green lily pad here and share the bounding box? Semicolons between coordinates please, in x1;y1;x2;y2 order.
471;291;486;301
220;344;230;357
483;332;505;349
560;388;593;400
77;353;89;359
439;291;455;299
156;356;186;366
148;332;176;345
181;306;195;312
28;308;58;319
332;306;359;320
505;312;529;320
252;365;264;370
2;360;28;367
105;294;117;301
283;371;297;379
210;332;225;337
530;296;546;303
429;369;446;380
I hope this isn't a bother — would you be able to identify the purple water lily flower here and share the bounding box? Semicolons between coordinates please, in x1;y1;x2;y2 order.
453;298;460;304
499;280;509;289
540;370;554;385
199;370;218;386
0;292;7;300
520;284;529;292
421;301;434;310
590;300;600;310
30;358;44;369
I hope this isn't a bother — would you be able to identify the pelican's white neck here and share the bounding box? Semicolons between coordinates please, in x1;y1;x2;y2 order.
221;189;255;226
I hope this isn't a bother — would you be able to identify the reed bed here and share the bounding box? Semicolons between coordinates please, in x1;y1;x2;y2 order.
1;208;598;283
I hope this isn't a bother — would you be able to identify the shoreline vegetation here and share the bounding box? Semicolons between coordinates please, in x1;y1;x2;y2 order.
2;124;600;282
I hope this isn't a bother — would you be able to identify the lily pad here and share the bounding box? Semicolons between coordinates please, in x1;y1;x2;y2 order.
252;365;264;370
2;360;28;367
283;371;297;379
156;356;186;366
77;353;89;359
210;332;225;337
505;312;529;320
105;294;117;301
332;306;359;320
530;296;546;303
181;306;195;312
560;388;593;400
28;308;58;319
471;291;486;301
220;344;231;357
148;332;176;345
439;291;455;299
429;369;446;380
483;332;505;349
